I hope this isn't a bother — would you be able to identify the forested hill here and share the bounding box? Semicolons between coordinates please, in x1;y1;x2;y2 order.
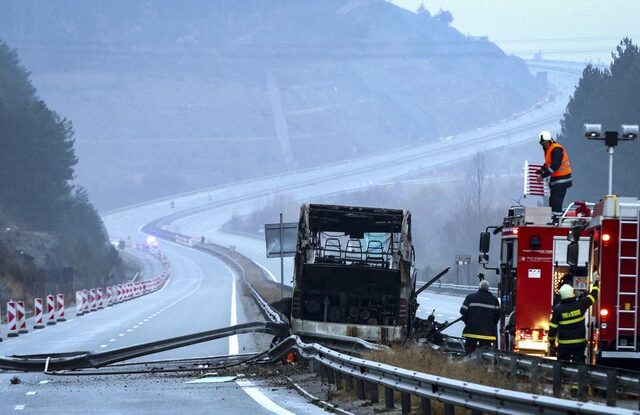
559;39;640;201
0;42;120;300
0;1;547;209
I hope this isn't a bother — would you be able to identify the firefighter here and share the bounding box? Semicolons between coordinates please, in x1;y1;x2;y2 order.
460;280;500;354
548;280;599;363
537;130;572;222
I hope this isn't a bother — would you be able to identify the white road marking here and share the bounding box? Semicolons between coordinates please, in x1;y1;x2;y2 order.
38;380;49;385
229;276;239;355
14;405;25;410
100;345;108;348
25;391;37;396
109;338;116;342
126;329;132;332
236;380;294;415
118;333;125;337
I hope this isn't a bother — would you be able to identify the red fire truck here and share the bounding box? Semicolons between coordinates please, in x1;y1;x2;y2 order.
478;202;592;356
480;196;640;366
568;196;640;365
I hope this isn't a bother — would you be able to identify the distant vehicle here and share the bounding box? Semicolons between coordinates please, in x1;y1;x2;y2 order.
290;203;417;343
144;235;159;249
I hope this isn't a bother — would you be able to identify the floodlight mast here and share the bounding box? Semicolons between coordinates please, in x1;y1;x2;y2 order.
584;123;638;195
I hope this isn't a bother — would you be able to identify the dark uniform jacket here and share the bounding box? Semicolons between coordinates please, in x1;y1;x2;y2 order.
460;289;501;340
548;283;599;345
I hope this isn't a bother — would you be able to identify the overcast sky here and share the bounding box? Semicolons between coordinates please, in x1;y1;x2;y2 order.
391;0;640;63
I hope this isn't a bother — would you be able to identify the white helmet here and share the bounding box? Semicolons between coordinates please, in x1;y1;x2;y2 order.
559;284;575;300
539;130;553;142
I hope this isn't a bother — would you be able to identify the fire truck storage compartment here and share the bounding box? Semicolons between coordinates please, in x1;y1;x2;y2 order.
298;263;400;326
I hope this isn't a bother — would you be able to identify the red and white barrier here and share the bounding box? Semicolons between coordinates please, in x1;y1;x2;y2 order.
97;288;104;309
75;291;83;316
81;289;88;314
46;294;56;325
106;286;112;306
34;298;45;329
6;300;18;337
89;288;97;312
56;293;66;322
16;300;28;333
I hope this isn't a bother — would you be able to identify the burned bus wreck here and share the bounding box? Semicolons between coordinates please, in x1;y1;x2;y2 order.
290;203;416;343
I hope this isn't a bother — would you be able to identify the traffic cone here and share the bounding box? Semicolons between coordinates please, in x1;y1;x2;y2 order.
46;294;56;325
16;300;28;333
56;293;66;322
34;298;45;329
6;300;18;337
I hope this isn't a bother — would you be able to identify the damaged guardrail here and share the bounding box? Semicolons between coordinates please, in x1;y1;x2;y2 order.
269;336;638;415
0;322;287;372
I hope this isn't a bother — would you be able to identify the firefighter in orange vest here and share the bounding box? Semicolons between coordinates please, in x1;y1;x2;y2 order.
537;131;572;221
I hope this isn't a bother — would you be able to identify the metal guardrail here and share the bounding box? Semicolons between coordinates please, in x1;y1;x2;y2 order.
269;336;638;415
480;350;640;410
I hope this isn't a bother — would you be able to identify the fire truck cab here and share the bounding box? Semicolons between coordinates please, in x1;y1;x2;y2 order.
572;196;640;365
479;203;592;356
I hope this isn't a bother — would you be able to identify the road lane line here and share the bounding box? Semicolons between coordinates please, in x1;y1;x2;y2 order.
25;391;37;396
229;276;239;355
236;380;294;415
14;405;25;410
38;380;49;385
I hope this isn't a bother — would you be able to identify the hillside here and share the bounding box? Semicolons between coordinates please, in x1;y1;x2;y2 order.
0;1;547;209
0;42;124;305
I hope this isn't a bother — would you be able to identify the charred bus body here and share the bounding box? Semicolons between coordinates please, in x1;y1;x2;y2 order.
290;204;416;343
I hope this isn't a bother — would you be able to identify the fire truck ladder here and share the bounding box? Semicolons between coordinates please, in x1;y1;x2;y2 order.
616;203;640;351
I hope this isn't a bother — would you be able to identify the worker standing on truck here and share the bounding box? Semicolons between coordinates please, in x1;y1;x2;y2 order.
548;279;599;363
537;130;572;223
460;280;500;354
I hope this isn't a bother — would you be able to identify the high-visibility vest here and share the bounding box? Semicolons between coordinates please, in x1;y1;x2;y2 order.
545;142;572;177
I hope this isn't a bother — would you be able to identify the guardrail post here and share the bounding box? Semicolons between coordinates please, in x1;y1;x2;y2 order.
345;374;353;391
356;378;365;400
605;369;617;407
420;397;431;415
335;371;343;391
577;365;588;402
510;356;518;389
368;382;379;404
384;387;394;409
444;403;455;415
530;359;539;393
329;369;337;386
400;392;411;414
552;361;562;397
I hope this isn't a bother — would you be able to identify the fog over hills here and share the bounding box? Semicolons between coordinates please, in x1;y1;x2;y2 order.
0;0;547;209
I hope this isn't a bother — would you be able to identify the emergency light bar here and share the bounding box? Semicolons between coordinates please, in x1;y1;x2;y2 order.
523;160;549;197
